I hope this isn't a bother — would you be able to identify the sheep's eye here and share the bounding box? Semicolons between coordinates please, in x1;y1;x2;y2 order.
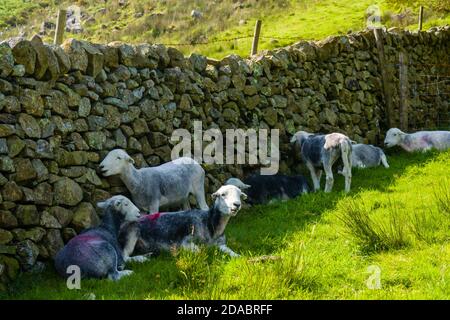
221;193;226;197
117;157;121;160
125;203;128;206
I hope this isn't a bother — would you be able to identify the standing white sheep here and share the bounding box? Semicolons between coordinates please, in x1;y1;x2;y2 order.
99;149;209;213
384;128;450;152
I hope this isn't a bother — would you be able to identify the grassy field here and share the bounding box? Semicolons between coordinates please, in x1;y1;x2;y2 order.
0;0;449;58
2;148;450;300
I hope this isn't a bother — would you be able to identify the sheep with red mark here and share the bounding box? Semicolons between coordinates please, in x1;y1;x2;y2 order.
54;195;149;281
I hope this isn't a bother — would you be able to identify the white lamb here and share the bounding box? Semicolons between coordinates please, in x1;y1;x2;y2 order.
99;149;208;213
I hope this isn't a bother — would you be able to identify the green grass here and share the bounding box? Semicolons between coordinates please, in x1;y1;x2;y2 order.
0;0;448;59
2;149;450;300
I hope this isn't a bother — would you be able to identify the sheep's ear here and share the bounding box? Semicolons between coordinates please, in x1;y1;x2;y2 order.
97;201;107;209
241;192;248;200
211;192;219;200
127;156;135;164
290;135;297;144
243;183;251;190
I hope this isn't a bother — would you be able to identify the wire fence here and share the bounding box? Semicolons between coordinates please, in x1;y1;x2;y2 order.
157;34;310;47
409;62;450;131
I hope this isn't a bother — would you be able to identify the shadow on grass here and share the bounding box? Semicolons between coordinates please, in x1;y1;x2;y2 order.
227;149;442;255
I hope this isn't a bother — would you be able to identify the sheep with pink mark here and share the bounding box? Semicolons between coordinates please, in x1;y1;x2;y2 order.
54;195;149;281
384;128;450;152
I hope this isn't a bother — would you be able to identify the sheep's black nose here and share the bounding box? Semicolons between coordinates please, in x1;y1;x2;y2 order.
99;164;104;169
233;202;241;209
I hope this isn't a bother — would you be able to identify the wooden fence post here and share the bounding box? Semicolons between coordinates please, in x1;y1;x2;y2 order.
418;6;424;31
373;28;394;129
399;52;409;131
54;9;67;45
251;20;262;56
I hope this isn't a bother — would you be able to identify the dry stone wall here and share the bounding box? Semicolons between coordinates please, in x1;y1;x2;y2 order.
0;27;449;288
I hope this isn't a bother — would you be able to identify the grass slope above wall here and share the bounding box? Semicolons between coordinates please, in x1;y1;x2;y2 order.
0;0;449;59
2;149;450;300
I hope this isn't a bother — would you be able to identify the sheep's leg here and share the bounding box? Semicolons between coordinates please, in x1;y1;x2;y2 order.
108;269;133;281
126;254;152;263
380;153;390;168
193;180;209;210
306;161;321;191
316;169;322;185
181;237;200;252
323;162;334;193
182;200;191;211
148;201;160;214
340;145;352;193
122;227;151;264
218;244;240;257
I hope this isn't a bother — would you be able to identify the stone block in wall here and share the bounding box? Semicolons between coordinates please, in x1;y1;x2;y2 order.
2;96;20;114
16;205;40;226
71;202;99;232
80;41;104;78
34;182;53;206
42;229;64;259
11;227;45;242
18;89;44;117
6;136;25;158
84;131;106;150
0;43;14;77
96;44;119;69
40;211;61;229
2;181;22;201
0;229;13;244
29;35;60;81
0;125;15;138
50;45;71;75
127;136;142;152
33;163;51;182
18;113;41;138
0;210;18;229
53;177;83;206
0;255;19;281
13;158;37;182
62;228;76;243
7;37;36;75
61;38;88;72
189;53;207;73
167;47;185;69
44;90;70;117
48;206;73;228
0;79;12;94
16;239;39;271
55;149;88;167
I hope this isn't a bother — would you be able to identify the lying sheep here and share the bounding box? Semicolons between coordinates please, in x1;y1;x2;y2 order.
99;149;208;213
384;128;450;152
120;185;247;258
55;195;149;281
291;131;352;193
225;174;310;205
349;143;389;169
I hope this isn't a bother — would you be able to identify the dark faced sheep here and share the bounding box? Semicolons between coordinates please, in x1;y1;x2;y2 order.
291;131;352;193
225;174;310;205
120;185;247;258
54;195;148;281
